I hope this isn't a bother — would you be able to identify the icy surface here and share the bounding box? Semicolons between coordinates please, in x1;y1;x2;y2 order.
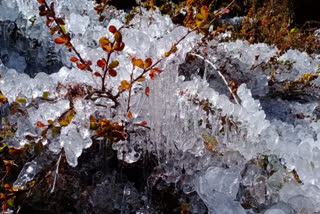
1;0;320;212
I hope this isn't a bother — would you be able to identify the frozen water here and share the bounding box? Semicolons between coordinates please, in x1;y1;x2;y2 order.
2;0;320;212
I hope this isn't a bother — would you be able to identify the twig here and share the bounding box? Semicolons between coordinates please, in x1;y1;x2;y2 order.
50;152;62;193
190;53;241;105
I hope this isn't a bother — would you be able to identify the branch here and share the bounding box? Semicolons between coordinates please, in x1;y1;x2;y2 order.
189;53;241;105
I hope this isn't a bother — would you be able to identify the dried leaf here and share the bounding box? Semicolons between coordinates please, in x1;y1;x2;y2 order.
128;111;132;119
99;36;111;47
145;87;150;96
152;67;162;73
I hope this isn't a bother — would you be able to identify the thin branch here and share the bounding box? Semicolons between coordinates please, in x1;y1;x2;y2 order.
190;53;241;105
50;152;62;193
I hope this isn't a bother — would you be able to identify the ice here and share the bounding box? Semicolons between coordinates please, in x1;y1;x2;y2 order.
13;160;40;188
2;0;320;211
27;100;70;127
69;13;90;35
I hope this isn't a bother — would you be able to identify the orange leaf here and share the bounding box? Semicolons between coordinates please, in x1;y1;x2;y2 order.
108;69;117;77
128;111;132;119
152;67;162;73
149;70;156;80
54;37;68;44
37;121;46;127
70;57;79;62
77;63;86;70
144;58;152;69
145;87;150;96
102;45;112;52
135;59;144;69
109;25;117;34
99;36;111;47
164;52;170;57
0;193;5;199
140;121;147;126
200;6;209;19
118;80;130;91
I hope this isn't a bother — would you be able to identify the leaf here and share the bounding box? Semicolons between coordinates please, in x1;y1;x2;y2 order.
89;115;95;123
42;91;49;99
3;160;18;167
16;97;27;103
114;31;122;43
135;59;144;69
94;72;102;77
37;0;45;5
54;36;68;44
164;52;170;57
128;111;132;119
114;42;125;51
102;45;112;52
77;63;86;70
70;57;79;62
108;69;117;77
140;121;147;126
109;60;119;69
97;58;107;69
151;67;162;73
60;25;66;33
171;45;178;53
37;121;46;127
118;80;130;91
59;121;69;127
7;198;14;207
137;76;145;82
144;58;152;69
99;36;111;47
149;70;156;79
145;87;150;96
0;193;5;199
200;6;209;18
109;25;117;33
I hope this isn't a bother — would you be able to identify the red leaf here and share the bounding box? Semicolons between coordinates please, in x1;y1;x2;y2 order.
37;121;46;127
46;18;54;27
145;87;150;96
37;0;45;5
109;25;117;34
97;58;107;69
70;57;79;62
94;72;102;77
108;69;117;77
140;121;147;126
